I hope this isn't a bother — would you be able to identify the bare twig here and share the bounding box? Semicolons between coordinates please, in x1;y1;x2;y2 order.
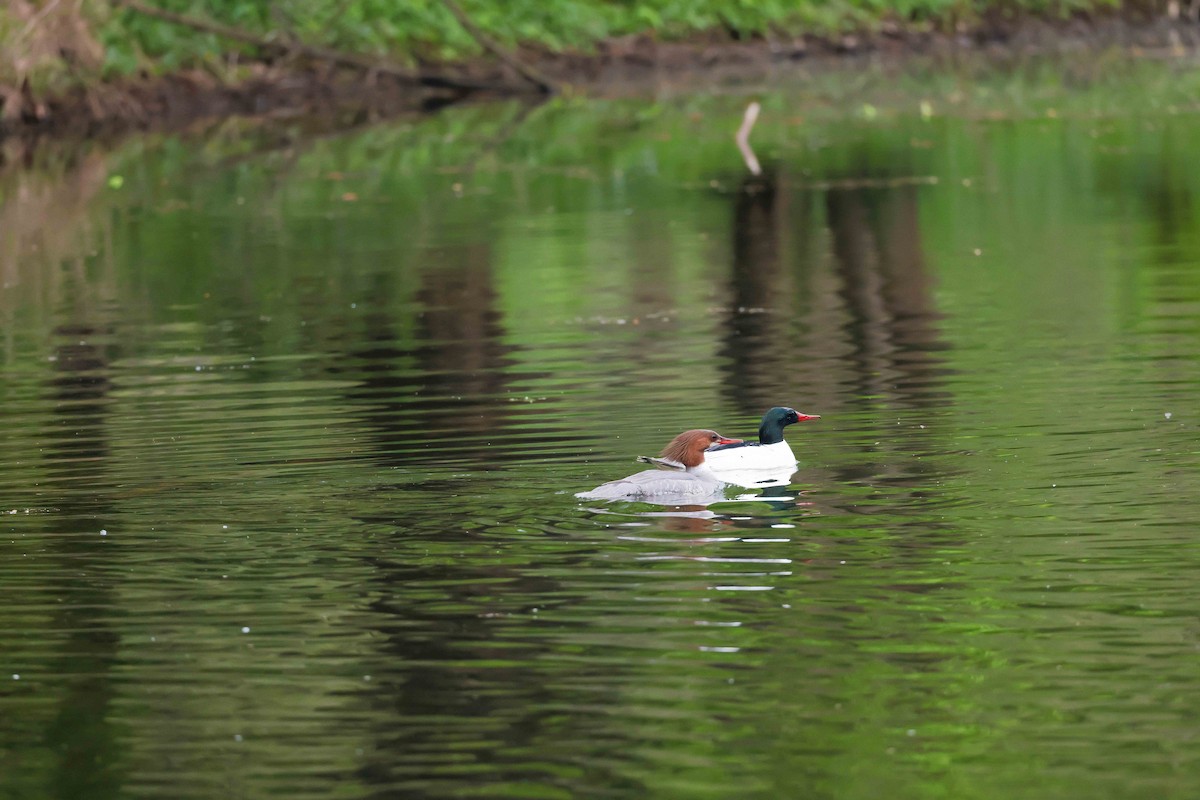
735;101;762;176
113;0;530;94
15;0;64;44
439;0;560;94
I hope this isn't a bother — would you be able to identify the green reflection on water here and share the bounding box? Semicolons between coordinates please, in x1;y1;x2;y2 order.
2;55;1200;800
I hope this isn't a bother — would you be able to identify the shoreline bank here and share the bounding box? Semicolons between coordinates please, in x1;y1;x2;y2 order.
2;12;1199;143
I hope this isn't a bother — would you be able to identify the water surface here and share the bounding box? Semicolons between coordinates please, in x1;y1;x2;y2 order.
3;56;1200;799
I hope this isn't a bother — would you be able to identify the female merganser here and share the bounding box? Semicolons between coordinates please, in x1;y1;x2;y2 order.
704;407;820;476
577;429;742;503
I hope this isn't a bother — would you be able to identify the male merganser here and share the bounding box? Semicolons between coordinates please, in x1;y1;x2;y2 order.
577;429;742;503
704;407;820;476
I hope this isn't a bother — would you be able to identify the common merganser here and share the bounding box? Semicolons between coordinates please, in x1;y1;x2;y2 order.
704;407;820;478
577;429;742;503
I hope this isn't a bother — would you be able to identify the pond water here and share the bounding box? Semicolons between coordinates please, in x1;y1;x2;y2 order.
3;56;1200;799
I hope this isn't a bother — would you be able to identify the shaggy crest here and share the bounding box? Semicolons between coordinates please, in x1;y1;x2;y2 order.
660;429;728;468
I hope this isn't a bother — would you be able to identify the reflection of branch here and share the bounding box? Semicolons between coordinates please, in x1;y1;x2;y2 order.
735;101;762;176
458;99;542;180
439;0;560;94
114;0;525;93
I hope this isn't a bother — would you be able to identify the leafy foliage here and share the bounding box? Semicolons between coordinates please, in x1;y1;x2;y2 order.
0;0;1157;85
93;0;1137;77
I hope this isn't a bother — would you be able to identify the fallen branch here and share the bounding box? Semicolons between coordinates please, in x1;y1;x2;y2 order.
113;0;530;94
439;0;560;94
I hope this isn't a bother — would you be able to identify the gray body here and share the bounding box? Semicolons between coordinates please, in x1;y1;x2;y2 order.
576;464;726;503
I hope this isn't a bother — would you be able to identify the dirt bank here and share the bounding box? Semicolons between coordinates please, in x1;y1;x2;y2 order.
3;12;1200;143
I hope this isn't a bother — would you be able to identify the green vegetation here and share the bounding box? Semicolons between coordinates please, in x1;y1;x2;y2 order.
95;0;1133;73
0;0;1156;97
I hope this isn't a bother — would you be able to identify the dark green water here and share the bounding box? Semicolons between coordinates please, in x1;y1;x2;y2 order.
3;58;1200;799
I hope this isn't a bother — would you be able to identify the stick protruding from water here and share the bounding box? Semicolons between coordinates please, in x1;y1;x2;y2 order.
735;101;762;176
